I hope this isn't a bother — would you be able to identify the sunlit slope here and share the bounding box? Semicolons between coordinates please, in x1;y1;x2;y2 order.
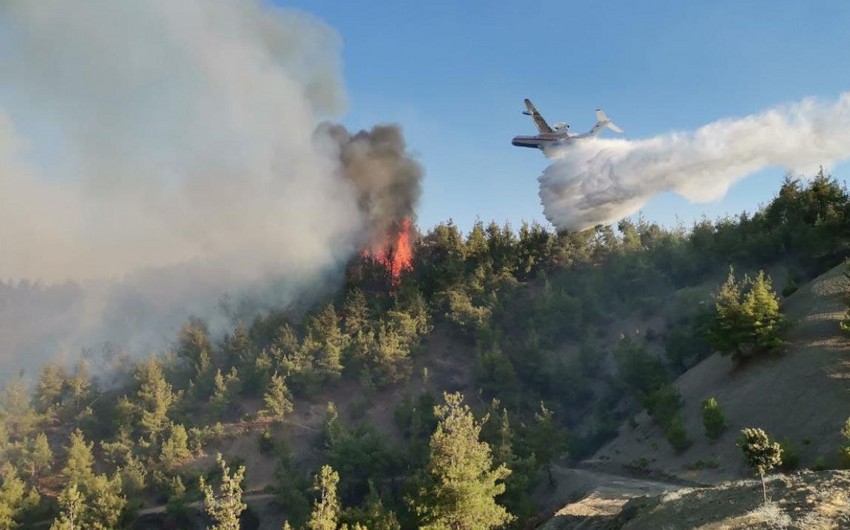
591;262;850;483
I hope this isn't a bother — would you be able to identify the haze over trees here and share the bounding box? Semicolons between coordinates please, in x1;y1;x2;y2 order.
0;170;849;528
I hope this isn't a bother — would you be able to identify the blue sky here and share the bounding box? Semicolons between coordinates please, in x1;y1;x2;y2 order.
284;0;850;234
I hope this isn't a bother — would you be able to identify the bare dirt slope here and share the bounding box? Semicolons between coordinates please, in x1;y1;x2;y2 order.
591;263;850;484
617;469;850;530
536;465;683;530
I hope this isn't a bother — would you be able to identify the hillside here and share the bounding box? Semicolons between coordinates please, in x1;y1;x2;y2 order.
544;469;850;530
589;262;850;484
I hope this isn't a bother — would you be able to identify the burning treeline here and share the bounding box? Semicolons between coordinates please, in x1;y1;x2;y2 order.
323;123;422;283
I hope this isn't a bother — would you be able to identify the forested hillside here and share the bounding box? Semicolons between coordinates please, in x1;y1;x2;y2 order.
1;170;850;529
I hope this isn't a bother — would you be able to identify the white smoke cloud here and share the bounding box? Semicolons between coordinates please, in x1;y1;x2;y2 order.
0;1;389;375
539;92;850;231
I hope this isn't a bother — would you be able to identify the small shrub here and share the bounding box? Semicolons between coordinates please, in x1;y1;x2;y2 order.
778;438;800;471
258;429;275;454
686;458;719;471
700;397;726;440
665;415;692;453
643;385;682;429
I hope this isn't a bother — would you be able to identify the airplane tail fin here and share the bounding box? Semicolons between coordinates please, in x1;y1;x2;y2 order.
594;108;623;134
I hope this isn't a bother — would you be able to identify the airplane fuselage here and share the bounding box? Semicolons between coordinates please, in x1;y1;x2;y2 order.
511;132;573;150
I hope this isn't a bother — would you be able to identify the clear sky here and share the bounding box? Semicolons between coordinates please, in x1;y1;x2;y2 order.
283;0;850;233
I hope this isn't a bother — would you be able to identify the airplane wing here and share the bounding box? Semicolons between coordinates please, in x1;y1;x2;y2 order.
523;98;554;134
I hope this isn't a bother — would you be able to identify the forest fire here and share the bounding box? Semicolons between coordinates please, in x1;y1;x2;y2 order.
364;218;414;284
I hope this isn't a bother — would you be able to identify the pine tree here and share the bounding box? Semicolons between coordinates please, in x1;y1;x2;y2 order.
738;428;782;504
708;268;785;360
135;356;178;441
83;472;127;530
307;465;341;530
263;372;294;422
416;392;513;530
210;367;241;419
200;453;247;530
160;423;192;470
50;483;85;530
531;401;567;486
0;465;29;529
26;432;53;478
741;271;785;353
700;398;726;440
62;429;94;485
34;362;68;414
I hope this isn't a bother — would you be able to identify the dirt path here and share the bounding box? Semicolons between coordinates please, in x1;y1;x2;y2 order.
136;492;278;516
536;464;685;530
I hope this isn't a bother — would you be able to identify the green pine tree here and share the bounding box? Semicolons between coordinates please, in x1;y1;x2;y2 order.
262;372;294;422
738;428;782;504
307;465;341;530
415;392;514;530
200;453;247;530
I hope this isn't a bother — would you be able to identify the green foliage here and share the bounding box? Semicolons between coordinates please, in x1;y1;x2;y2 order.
307;465;341;530
50;482;85;530
275;440;312;527
415;392;514;530
663;415;691;453
700;397;726;440
24;432;53;479
51;470;126;530
62;429;95;485
644;385;682;430
842;261;850;334
0;465;38;529
210;367;242;419
262;372;294;422
778;438;800;472
200;453;247;530
530;401;568;486
708;269;786;360
160;423;192;471
738;427;782;504
615;336;669;399
134;356;179;441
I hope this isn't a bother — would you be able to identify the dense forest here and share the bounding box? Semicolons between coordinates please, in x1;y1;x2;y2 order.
1;170;849;529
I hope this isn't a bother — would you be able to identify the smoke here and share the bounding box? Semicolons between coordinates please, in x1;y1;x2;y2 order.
0;1;421;377
317;123;422;246
539;92;850;232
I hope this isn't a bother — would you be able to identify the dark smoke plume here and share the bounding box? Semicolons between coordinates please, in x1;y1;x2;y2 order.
318;123;423;246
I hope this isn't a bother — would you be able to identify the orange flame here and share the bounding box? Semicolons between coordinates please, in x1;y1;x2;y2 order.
364;219;413;284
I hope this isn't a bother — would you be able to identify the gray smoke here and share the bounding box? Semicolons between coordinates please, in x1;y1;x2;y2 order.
539;92;850;231
0;1;420;378
318;123;423;245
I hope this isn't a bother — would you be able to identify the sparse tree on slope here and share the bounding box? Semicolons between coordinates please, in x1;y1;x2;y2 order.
263;372;294;422
700;397;726;440
708;269;785;360
200;453;247;530
738;427;782;504
415;392;513;530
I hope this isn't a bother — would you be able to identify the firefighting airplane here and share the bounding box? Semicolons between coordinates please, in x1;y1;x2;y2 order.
511;98;623;155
